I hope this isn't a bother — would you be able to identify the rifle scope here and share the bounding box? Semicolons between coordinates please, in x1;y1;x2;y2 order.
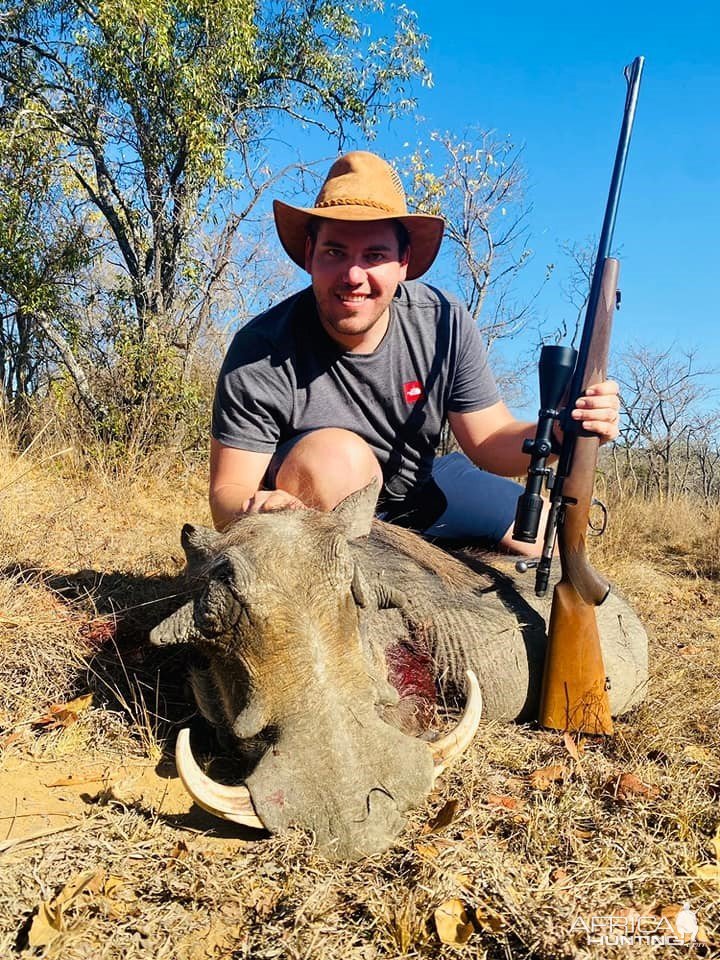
512;344;577;543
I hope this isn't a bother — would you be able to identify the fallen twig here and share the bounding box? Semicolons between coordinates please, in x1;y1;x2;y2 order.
0;820;84;854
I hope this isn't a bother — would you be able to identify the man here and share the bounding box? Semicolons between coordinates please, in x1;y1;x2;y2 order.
210;151;619;553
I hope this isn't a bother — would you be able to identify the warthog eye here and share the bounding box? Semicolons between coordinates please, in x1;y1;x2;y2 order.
195;574;247;638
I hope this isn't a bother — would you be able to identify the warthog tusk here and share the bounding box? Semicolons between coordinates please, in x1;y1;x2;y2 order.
431;670;482;778
175;728;266;830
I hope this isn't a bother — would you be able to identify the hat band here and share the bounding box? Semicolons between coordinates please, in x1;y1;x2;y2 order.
314;197;402;214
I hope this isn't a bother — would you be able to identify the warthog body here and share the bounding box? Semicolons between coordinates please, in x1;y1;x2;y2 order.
151;483;647;859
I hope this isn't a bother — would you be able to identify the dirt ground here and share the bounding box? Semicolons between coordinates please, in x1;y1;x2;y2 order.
1;447;719;958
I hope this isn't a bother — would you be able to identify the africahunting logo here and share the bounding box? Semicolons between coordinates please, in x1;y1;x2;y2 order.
570;903;699;946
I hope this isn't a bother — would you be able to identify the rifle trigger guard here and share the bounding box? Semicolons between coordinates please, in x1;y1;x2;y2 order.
588;497;608;536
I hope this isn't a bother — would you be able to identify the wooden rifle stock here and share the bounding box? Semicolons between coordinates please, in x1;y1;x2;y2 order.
538;259;619;735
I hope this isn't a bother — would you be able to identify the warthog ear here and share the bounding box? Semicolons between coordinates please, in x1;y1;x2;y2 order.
181;524;221;572
332;479;380;540
150;601;200;646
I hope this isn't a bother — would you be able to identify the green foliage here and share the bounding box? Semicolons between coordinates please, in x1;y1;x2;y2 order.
0;102;93;408
87;0;257;183
106;325;198;439
0;144;88;314
2;0;431;323
48;323;212;465
0;0;431;454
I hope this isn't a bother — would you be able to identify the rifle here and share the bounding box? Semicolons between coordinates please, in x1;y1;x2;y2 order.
512;56;645;735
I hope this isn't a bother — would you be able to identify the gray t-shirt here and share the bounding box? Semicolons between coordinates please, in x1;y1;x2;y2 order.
212;280;499;505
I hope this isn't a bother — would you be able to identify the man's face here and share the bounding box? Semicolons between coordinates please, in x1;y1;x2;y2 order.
305;219;409;350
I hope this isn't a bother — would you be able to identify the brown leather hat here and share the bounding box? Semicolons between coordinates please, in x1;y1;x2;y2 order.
273;151;444;281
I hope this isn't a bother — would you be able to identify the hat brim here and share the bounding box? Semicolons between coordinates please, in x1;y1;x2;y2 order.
273;200;444;281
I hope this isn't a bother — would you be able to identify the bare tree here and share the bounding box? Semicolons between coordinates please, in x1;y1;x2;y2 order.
615;343;718;500
556;239;596;345
404;129;551;351
683;411;720;504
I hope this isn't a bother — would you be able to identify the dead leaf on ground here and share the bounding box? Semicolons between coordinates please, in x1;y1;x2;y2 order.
32;693;94;731
607;772;660;801
486;794;525;812
473;902;504;933
0;732;24;751
27;901;66;950
423;798;459;834
692;823;720;885
246;884;280;920
683;744;715;765
176;921;243;959
165;839;190;867
529;764;568;791
563;731;585;762
434;899;474;946
27;869;106;948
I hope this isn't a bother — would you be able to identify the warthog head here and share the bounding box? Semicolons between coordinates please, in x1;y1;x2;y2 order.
151;482;480;859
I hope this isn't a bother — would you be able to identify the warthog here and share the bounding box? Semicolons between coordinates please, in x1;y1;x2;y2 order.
151;482;647;859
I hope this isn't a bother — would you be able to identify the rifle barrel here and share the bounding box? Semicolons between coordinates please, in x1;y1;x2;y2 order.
596;56;645;265
560;56;645;473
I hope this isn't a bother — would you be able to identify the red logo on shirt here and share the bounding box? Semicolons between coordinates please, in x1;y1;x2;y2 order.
403;380;424;403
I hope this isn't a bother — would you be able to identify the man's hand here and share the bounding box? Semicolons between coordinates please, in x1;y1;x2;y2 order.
569;379;621;444
241;489;306;514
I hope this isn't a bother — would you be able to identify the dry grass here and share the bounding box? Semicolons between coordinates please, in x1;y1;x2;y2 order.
1;437;719;959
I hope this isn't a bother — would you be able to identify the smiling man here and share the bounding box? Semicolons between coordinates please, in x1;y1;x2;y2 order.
210;151;620;551
307;218;407;351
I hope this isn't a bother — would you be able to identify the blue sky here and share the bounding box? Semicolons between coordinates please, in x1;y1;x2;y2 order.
272;0;719;412
405;1;718;370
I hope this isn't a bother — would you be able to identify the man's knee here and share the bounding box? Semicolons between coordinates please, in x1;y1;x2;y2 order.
275;428;383;508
